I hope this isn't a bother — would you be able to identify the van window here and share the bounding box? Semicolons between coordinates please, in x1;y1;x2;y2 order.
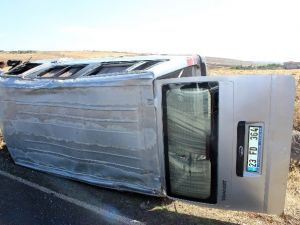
38;65;86;78
133;60;163;70
57;65;86;78
88;63;135;76
6;63;41;75
162;82;218;203
38;66;66;78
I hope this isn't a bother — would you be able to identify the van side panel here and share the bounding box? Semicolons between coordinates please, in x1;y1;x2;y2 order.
0;76;162;195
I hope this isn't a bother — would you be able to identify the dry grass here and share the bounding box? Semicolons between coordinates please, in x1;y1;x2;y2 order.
0;51;136;62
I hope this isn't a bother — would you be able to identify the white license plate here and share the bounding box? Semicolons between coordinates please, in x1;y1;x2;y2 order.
247;126;263;172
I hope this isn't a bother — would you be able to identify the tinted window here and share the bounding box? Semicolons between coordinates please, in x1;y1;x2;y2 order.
57;65;86;78
39;66;66;78
88;63;134;76
133;60;162;70
38;65;86;78
7;63;41;75
162;82;218;203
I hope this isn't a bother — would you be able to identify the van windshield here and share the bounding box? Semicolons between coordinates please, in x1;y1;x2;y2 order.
162;82;218;203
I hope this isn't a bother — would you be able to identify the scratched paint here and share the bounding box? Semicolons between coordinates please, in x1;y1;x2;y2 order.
0;73;163;195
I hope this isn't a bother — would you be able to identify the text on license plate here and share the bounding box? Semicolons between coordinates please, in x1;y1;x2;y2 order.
247;126;263;172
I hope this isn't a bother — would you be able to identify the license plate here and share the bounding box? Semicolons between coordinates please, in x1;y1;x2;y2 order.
247;126;263;172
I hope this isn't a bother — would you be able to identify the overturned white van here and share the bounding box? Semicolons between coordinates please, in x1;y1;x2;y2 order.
0;55;295;214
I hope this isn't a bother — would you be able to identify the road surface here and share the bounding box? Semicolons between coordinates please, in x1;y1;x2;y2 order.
0;148;233;225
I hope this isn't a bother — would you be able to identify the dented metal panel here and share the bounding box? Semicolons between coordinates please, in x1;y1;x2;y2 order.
0;73;163;195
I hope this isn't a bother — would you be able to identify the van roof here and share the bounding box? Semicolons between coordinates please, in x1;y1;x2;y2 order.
3;54;204;79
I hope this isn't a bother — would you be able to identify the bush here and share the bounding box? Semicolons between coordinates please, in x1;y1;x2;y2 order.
8;50;37;54
231;64;283;70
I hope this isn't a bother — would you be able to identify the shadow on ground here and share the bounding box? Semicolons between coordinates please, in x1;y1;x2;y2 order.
0;147;236;225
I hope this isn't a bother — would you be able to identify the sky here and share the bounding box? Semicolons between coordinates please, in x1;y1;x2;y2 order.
0;0;300;62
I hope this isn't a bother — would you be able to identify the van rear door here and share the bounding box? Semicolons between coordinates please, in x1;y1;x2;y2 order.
154;75;295;214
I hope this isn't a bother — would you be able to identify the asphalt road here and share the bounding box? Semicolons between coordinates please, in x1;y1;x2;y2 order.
0;174;110;225
0;148;234;225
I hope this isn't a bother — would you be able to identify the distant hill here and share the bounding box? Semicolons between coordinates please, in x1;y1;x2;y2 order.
205;56;259;69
